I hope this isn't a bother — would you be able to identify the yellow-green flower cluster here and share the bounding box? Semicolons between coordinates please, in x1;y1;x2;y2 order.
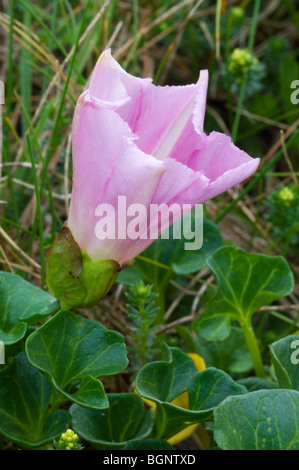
230;7;244;21
55;429;82;450
276;186;296;206
227;48;259;84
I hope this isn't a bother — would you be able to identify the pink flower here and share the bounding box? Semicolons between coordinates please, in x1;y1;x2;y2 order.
68;49;259;266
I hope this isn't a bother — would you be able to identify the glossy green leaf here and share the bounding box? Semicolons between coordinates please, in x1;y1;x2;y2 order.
136;348;245;440
194;247;294;341
136;347;198;403
172;218;222;275
270;335;299;390
0;352;69;448
26;310;128;409
116;266;143;286
70;394;153;449
0;271;59;345
214;389;299;450
117;211;222;290
158;368;245;440
237;377;279;392
194;326;253;373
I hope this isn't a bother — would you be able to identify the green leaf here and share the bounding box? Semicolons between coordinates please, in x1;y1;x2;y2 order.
124;439;174;450
194;326;253;374
194;316;230;342
214;389;299;450
151;369;246;440
0;352;69;448
188;368;246;414
270;335;299;390
194;247;294;341
118;212;217;314
136;347;245;440
136;347;198;403
116;266;143;286
237;377;279;392
26;310;128;409
70;394;153;449
0;271;59;345
172;218;222;275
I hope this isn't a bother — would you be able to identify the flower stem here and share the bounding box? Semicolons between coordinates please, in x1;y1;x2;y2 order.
241;318;265;378
231;0;261;142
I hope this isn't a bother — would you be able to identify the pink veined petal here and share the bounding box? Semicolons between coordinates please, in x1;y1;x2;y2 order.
136;157;209;243
82;138;165;264
89;49;129;103
192;131;261;201
192;69;209;134
166;70;209;166
89;49;152;127
88;49;210;165
132;78;206;159
144;69;209;162
149;131;260;227
68;92;135;251
152;157;209;206
86;153;208;263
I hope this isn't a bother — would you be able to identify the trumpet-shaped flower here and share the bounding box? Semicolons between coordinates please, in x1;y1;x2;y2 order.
47;49;260;309
68;49;259;265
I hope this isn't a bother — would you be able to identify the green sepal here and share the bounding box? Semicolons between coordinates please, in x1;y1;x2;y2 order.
46;226;121;310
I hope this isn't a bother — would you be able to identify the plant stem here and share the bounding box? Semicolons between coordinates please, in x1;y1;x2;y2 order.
231;0;261;142
241;318;265;378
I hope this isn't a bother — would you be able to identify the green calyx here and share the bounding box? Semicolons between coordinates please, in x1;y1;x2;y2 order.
46;226;121;310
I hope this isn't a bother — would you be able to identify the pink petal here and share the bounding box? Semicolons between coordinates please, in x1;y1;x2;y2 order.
84;139;165;263
68;91;135;251
164;70;209;166
152;157;209;206
190;131;260;200
132;72;208;159
89;49;152;127
89;50;210;163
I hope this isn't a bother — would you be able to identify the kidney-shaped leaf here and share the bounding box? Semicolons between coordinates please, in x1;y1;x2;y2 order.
237;377;279;392
26;310;128;409
70;393;153;449
0;271;59;345
136;346;245;440
150;368;245;441
172;218;222;275
214;389;299;450
0;352;68;448
136;347;198;404
194;247;294;341
118;210;217;289
194;326;253;374
270;335;299;391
